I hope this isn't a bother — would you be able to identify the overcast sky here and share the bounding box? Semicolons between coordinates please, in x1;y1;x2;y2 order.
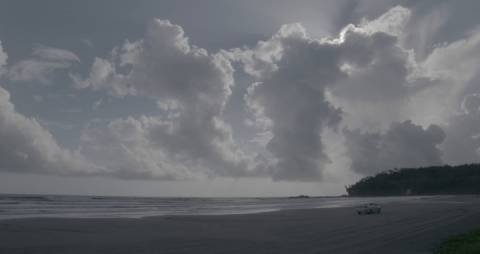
0;0;479;197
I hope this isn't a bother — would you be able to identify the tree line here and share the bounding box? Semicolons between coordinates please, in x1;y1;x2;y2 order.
346;164;480;196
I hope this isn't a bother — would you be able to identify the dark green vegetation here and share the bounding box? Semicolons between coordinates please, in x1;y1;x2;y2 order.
346;164;480;196
434;229;480;254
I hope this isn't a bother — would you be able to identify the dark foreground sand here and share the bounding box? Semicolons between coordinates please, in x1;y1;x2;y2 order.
1;196;480;254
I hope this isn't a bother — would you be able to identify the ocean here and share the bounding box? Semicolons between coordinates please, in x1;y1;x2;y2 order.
0;194;425;219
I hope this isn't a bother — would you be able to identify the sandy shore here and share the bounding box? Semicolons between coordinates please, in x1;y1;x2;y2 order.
1;196;480;254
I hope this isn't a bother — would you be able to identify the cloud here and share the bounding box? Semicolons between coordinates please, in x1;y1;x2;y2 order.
230;6;421;181
406;27;480;165
322;6;431;132
441;94;480;165
414;28;480;120
461;93;480;115
403;2;450;60
359;5;411;37
31;46;80;63
0;86;96;175
8;45;79;84
333;8;480;175
78;117;186;180
74;19;264;179
0;41;7;77
412;27;480;121
333;27;414;102
235;23;344;181
81;39;93;48
71;10;427;181
344;120;445;175
92;98;103;110
78;116;264;180
422;29;480;83
2;4;478;184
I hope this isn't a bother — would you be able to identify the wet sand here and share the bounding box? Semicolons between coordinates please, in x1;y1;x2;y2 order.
1;196;480;254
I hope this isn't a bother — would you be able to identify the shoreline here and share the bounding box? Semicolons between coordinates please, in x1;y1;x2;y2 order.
1;196;480;253
0;194;457;220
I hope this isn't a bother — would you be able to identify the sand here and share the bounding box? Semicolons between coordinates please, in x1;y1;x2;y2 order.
1;196;480;254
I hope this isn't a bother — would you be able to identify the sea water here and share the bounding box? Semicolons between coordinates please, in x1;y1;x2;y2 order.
0;194;426;219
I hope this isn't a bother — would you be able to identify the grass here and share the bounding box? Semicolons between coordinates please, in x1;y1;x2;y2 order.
434;229;480;254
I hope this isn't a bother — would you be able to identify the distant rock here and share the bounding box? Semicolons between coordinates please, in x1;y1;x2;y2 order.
288;195;310;199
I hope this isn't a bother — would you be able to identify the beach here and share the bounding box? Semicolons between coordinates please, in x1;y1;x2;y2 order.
1;196;479;254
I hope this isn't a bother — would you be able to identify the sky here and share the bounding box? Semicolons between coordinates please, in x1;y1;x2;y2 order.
0;0;479;197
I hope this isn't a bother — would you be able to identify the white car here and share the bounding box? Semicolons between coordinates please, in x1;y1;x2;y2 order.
356;203;381;215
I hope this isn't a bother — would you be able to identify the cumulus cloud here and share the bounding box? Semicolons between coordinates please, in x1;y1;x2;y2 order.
344;120;445;175
333;28;414;102
0;43;95;176
406;28;480;164
359;5;411;37
235;23;344;181
0;86;95;175
74;19;263;179
333;7;480;175
230;6;428;181
415;28;480;117
2;4;477;183
78;117;186;180
73;10;428;181
324;6;430;132
8;45;79;83
78;116;264;180
413;28;480;120
340;8;480;172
